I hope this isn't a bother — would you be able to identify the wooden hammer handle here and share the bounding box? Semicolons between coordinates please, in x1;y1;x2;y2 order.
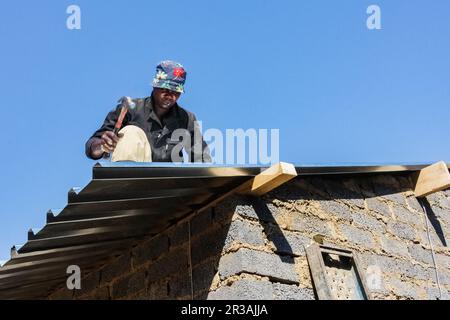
114;106;128;134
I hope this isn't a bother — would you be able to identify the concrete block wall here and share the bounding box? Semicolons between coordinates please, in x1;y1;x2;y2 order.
48;173;450;300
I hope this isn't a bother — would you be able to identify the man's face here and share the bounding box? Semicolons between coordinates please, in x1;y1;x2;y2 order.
153;88;181;111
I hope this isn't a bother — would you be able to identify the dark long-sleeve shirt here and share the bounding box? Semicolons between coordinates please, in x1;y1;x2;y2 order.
85;95;211;162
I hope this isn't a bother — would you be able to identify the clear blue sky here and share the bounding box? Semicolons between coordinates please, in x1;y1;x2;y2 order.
0;0;449;262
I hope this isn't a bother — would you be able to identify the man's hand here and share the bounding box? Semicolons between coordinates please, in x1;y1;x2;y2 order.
100;131;120;153
90;131;120;158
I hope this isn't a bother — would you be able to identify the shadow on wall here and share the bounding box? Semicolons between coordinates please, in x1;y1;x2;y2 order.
192;194;299;300
194;172;448;299
419;198;447;247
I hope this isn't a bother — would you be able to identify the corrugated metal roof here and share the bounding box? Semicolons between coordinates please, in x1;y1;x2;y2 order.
0;161;447;299
0;162;262;299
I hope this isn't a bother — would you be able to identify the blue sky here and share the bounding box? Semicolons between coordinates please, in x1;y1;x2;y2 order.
0;0;449;261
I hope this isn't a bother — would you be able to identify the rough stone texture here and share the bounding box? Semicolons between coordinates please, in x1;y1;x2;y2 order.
351;212;386;233
366;197;392;218
425;193;441;206
111;270;146;299
359;253;433;282
426;286;447;300
213;195;253;224
192;261;218;294
364;269;390;296
320;200;354;222
392;205;423;226
100;254;131;284
168;274;192;299
272;283;315;300
146;279;169;300
234;203;260;221
436;254;450;269
269;180;312;201
145;246;189;283
208;278;274;300
190;208;213;236
46;173;450;300
408;245;433;265
380;236;409;258
265;227;311;256
339;224;376;250
320;178;365;210
387;221;417;242
418;228;447;249
288;214;334;237
223;219;265;251
440;197;450;210
436;269;450;285
387;278;421;300
132;234;169;268
406;196;424;213
432;206;450;226
167;221;189;248
190;225;228;265
371;175;406;205
218;248;299;283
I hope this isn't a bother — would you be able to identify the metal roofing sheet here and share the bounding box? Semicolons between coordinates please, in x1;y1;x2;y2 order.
0;161;447;299
0;162;262;299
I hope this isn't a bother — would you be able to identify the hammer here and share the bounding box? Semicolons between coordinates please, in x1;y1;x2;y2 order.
102;96;136;158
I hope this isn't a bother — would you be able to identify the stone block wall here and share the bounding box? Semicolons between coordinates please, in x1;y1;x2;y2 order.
48;173;450;300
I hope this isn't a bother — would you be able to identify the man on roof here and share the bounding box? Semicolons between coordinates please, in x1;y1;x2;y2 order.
85;60;211;163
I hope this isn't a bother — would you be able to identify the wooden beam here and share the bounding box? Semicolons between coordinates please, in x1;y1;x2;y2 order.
236;162;297;196
414;161;450;198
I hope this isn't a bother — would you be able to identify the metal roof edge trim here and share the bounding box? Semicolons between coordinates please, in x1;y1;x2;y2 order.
94;161;449;175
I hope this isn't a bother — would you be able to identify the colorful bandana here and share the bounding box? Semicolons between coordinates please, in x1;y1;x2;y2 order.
152;60;186;93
